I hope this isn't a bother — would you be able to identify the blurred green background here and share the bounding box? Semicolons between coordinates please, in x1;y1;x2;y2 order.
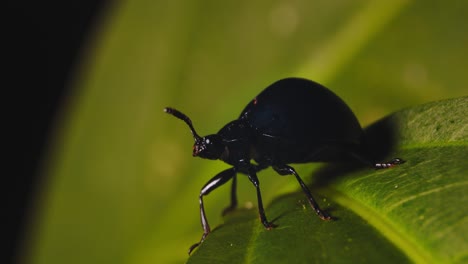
26;0;467;263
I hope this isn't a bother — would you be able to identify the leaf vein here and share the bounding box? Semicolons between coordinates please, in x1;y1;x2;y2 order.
385;181;468;213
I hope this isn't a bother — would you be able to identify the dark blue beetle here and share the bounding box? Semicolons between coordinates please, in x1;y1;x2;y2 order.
164;77;403;253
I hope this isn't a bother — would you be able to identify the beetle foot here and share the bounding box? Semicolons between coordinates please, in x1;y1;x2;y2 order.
317;210;333;221
374;158;406;169
264;222;277;230
188;232;209;255
188;242;200;255
261;219;277;230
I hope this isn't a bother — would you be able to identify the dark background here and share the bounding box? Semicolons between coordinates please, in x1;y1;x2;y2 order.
10;2;107;263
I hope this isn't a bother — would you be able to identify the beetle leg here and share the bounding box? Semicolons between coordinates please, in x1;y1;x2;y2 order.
246;167;276;229
189;168;237;255
222;160;270;216
222;174;238;216
273;165;332;221
355;155;406;169
374;158;406;169
348;149;405;169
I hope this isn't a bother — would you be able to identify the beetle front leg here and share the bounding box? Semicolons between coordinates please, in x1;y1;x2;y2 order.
189;168;237;254
273;165;332;221
246;167;276;229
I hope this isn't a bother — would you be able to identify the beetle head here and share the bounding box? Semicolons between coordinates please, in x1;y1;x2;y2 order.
164;107;224;160
193;134;224;160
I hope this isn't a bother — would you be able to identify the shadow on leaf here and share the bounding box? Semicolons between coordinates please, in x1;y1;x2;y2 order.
312;115;400;187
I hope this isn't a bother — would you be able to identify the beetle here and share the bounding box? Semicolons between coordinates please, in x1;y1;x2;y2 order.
164;77;404;254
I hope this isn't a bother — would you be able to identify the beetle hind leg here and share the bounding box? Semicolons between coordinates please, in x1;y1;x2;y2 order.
348;150;406;170
273;165;332;221
373;158;406;169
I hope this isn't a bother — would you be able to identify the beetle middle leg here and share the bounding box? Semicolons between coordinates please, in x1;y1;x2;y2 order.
273;165;332;221
246;167;276;229
222;163;270;216
189;167;237;254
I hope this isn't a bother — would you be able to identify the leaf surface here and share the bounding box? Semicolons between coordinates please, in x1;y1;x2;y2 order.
187;97;468;264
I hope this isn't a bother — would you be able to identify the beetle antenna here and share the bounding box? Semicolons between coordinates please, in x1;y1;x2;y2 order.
164;107;202;141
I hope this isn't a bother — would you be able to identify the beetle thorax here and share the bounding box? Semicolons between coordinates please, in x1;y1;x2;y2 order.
216;119;255;166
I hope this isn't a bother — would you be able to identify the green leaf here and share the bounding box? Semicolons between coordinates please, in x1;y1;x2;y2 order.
25;1;468;264
187;97;468;264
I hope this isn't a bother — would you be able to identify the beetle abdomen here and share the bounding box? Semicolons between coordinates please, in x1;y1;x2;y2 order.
241;78;364;164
